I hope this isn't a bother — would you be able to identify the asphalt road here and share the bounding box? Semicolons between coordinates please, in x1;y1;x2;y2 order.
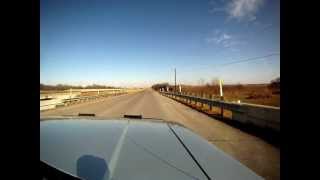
41;88;280;180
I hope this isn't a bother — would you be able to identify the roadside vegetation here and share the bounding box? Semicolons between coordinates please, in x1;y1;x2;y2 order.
152;77;280;107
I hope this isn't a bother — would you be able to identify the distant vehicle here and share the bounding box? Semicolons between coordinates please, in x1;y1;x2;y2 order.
40;116;263;180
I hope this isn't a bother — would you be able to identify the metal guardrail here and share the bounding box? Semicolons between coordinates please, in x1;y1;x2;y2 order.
62;95;100;103
40;92;127;110
160;92;280;132
40;102;64;107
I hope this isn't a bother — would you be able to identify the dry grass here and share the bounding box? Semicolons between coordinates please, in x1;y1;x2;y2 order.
179;84;280;107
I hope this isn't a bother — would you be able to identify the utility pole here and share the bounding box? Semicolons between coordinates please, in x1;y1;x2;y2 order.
174;68;176;93
219;79;223;97
219;79;224;119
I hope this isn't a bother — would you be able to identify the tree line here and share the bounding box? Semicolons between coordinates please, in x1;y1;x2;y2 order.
151;77;280;91
40;83;119;90
151;83;170;91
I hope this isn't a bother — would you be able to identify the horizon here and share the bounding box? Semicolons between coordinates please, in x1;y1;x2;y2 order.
40;80;278;89
41;0;280;87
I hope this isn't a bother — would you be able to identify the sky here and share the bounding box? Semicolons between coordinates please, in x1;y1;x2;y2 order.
40;0;280;87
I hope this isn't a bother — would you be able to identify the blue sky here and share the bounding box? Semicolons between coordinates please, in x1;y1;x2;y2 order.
41;0;280;87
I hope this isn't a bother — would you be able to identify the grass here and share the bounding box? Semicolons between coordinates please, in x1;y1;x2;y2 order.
179;84;280;107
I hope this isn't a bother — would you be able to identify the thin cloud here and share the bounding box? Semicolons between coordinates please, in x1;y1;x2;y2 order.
209;0;264;22
252;21;275;32
209;7;225;14
206;31;232;47
208;0;226;14
206;30;245;51
207;30;229;42
227;0;264;21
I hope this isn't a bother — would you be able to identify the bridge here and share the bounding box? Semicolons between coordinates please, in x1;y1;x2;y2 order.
40;88;280;179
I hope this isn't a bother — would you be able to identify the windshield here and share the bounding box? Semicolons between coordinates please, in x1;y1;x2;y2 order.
40;0;280;179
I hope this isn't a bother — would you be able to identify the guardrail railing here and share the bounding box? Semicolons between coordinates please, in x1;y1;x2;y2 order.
160;92;280;132
40;92;128;111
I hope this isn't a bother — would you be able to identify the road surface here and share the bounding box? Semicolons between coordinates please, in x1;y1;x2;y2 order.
41;89;280;180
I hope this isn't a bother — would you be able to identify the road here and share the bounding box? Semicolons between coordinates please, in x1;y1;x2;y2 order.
41;88;280;180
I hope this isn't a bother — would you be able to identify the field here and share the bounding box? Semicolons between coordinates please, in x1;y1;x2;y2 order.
179;84;280;107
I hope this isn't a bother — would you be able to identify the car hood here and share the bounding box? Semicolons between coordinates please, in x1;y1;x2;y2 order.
40;118;263;180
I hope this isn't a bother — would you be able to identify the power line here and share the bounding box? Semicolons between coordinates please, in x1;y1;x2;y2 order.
168;52;280;85
176;52;280;84
179;52;280;72
218;52;280;67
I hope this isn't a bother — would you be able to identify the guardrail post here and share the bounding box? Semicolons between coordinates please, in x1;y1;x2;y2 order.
196;93;198;106
193;93;197;106
210;94;213;111
193;93;196;105
220;96;224;119
186;93;189;103
201;93;204;108
192;93;194;105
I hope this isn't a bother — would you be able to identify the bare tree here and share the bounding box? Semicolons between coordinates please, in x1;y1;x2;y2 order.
198;78;205;86
211;77;219;86
151;83;170;91
268;77;280;93
235;82;243;90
